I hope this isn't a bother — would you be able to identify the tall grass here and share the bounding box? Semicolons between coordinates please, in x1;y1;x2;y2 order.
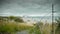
0;16;58;34
0;20;33;34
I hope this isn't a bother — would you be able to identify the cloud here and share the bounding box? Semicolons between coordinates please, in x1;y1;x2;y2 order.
0;0;60;16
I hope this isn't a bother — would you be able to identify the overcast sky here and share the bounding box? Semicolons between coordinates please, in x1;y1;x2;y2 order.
0;0;60;16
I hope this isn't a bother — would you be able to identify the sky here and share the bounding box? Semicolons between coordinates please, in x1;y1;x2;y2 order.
0;0;60;16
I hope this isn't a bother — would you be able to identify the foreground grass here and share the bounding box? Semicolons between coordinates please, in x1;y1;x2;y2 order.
0;20;33;34
0;20;58;34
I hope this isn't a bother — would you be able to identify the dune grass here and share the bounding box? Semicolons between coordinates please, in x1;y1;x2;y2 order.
0;20;33;34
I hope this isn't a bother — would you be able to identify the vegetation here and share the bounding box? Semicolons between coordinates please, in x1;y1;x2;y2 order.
0;21;18;34
55;17;60;34
0;16;59;34
8;16;24;22
0;16;24;23
29;22;41;34
0;16;33;34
